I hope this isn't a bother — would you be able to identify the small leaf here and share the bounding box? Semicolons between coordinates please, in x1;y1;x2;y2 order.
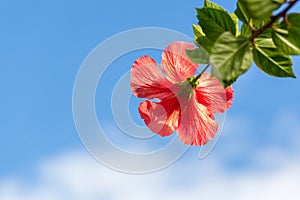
255;38;276;48
231;12;239;36
235;1;250;23
272;28;300;55
253;46;295;78
204;0;225;11
192;24;205;38
211;32;253;82
186;48;209;64
196;7;236;41
237;0;283;20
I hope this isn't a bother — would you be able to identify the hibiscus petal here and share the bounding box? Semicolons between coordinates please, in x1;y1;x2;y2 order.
161;42;198;83
225;86;234;109
138;97;180;137
130;56;174;99
176;93;218;146
195;72;230;113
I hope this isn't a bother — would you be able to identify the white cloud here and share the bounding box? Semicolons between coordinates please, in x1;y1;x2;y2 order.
1;109;300;200
0;148;300;200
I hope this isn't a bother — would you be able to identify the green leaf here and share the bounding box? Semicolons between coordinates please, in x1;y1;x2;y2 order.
272;0;286;4
272;28;300;55
211;32;253;82
231;12;239;36
270;13;300;55
253;46;295;77
192;24;205;38
288;26;300;46
223;77;238;88
255;38;276;48
195;36;215;54
285;13;300;48
287;13;300;28
203;0;239;36
241;23;251;37
237;0;283;20
204;0;225;11
235;1;250;23
196;7;236;41
211;65;239;88
186;48;209;64
192;25;214;53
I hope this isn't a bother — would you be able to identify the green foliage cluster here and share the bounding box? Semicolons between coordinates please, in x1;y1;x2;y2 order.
187;0;300;87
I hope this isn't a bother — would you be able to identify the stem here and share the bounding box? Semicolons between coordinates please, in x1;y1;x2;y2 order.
194;64;210;81
249;0;298;42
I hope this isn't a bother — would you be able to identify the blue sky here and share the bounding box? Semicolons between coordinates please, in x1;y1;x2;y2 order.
1;0;300;199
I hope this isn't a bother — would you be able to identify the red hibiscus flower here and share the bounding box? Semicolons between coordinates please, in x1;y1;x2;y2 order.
130;41;234;146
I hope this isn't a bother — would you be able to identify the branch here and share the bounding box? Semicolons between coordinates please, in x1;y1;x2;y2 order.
249;0;298;42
